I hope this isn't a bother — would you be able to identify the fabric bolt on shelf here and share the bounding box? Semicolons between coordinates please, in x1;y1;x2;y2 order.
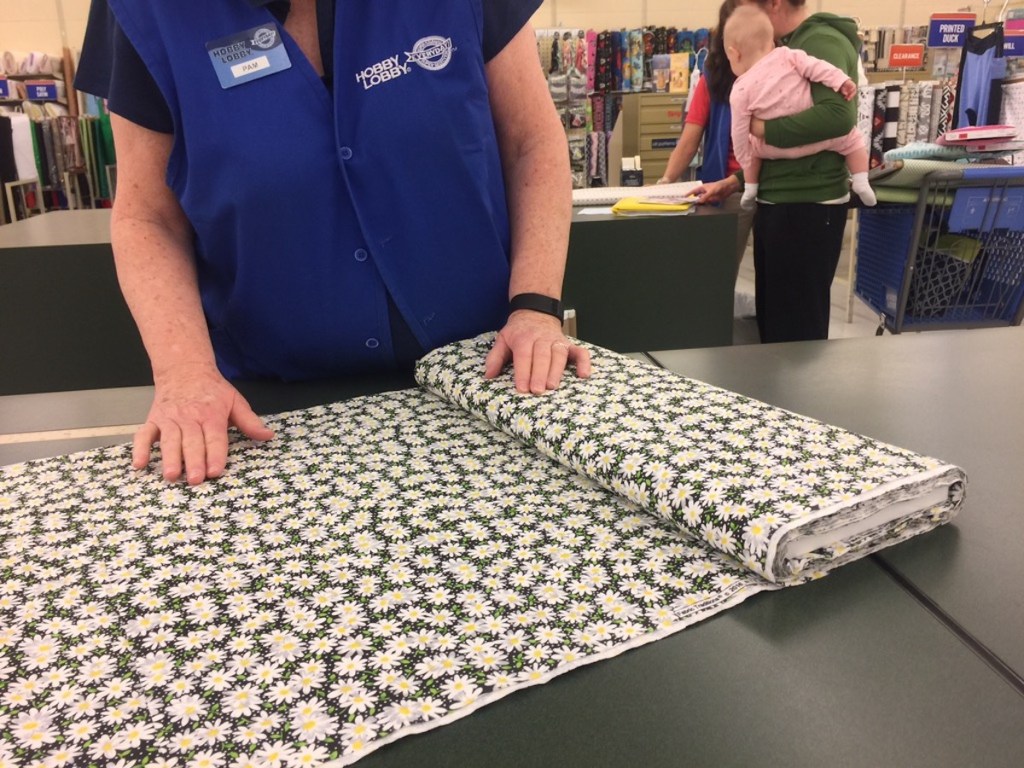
0;337;966;767
896;85;911;147
8;112;35;180
916;82;935;143
883;84;901;154
857;85;875;156
871;86;886;168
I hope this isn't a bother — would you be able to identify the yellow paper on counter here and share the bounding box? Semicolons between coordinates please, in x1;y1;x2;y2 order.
611;195;696;216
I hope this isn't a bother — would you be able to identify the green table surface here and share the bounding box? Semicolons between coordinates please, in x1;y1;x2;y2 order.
649;326;1024;681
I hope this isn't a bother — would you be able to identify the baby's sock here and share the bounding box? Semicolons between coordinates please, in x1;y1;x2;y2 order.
741;182;759;210
851;172;876;206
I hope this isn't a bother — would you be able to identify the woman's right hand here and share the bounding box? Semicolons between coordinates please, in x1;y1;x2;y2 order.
133;363;274;485
693;175;741;205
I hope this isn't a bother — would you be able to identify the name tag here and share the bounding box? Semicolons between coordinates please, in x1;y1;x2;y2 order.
206;25;291;89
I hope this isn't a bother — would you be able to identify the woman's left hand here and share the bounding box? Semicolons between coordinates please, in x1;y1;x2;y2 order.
484;310;591;393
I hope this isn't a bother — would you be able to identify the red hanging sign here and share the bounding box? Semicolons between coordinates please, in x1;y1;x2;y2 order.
889;44;925;69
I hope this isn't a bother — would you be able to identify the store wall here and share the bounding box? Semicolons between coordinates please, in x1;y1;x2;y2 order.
1;0;1021;60
531;1;1023;30
0;0;90;58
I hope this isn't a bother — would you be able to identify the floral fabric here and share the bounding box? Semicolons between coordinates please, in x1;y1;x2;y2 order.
0;336;964;767
416;336;966;584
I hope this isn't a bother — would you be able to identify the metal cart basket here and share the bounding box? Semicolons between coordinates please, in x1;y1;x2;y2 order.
855;166;1024;334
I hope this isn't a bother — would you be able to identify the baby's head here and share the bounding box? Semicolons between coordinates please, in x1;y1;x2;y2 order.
723;5;775;76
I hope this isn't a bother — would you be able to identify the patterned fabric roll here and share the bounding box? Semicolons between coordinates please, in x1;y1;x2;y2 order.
596;31;612;93
629;29;644;92
916;82;934;142
55;115;82;172
857;85;875;155
937;80;955;138
929;83;943;141
904;85;920;148
40;118;58;187
586;29;597;93
883;84;901;154
536;31;552;73
611;30;623;91
871;86;886;169
896;85;910;147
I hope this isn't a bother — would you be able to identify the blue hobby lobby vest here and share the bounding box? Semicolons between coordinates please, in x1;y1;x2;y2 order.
109;1;512;380
702;92;732;184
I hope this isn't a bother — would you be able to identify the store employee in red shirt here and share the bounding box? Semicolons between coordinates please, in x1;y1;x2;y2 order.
657;0;752;274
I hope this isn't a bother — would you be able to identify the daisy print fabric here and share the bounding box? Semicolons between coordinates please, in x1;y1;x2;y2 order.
0;336;964;767
417;335;966;585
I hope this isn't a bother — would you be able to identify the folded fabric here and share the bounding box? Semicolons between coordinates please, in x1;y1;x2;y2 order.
869;157;966;187
2;50;23;75
0;337;966;766
611;195;695;215
19;51;49;75
941;124;1017;143
884;141;969;162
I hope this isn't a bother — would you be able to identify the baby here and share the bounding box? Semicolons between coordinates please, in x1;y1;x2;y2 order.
724;5;876;208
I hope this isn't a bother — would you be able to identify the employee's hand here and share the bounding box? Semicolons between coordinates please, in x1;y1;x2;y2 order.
134;363;274;485
484;310;591;394
692;174;741;205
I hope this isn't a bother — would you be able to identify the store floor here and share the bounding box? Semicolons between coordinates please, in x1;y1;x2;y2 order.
732;223;880;345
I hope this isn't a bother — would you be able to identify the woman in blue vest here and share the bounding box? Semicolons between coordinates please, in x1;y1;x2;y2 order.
77;0;590;485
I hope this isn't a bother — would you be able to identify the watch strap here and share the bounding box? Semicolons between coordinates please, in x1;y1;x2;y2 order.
508;292;564;320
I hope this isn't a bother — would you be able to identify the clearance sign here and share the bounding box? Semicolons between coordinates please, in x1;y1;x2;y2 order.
889;44;925;69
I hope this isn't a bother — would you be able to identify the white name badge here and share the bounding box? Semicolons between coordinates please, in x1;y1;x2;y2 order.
206;25;291;89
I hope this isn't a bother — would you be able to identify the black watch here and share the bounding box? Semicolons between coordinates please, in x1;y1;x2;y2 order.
509;292;564;321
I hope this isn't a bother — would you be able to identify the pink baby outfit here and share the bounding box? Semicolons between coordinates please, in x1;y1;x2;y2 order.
730;46;864;170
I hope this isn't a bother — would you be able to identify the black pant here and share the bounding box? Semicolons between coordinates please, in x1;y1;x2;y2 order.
753;202;847;343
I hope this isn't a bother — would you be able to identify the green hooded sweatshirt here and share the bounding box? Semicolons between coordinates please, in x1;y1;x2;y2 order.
759;13;861;203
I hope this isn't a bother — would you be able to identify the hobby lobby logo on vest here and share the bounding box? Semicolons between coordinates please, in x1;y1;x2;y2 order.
355;36;456;90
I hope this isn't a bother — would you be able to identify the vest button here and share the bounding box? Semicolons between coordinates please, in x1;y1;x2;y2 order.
339;146;353;160
365;337;380;349
354;248;368;262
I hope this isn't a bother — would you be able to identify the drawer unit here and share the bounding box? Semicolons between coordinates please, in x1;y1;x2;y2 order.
619;92;686;182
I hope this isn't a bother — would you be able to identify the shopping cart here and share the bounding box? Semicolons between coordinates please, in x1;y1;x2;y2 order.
855;166;1024;334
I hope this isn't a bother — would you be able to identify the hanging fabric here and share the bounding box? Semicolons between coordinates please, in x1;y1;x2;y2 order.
953;22;1006;128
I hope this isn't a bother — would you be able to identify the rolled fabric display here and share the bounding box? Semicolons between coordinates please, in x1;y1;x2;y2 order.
20;51;49;74
43;101;69;118
46;53;64;76
21;101;45;121
857;85;875;153
3;51;20;74
8;113;37;179
883;84;901;154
